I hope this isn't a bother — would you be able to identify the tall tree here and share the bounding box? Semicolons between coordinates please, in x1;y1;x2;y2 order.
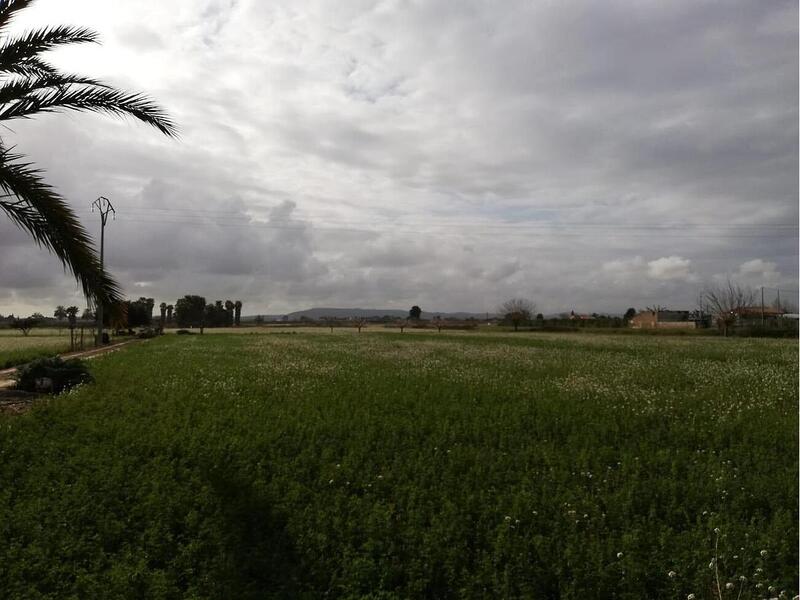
159;302;167;328
700;281;756;337
225;300;234;327
166;304;173;324
53;305;66;321
234;300;242;326
499;298;536;332
409;305;422;320
175;295;206;331
0;0;177;308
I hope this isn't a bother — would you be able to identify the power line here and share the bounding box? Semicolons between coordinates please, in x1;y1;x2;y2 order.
92;206;798;230
82;212;799;240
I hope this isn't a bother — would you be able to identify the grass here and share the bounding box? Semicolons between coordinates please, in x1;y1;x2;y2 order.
0;331;796;599
0;329;77;369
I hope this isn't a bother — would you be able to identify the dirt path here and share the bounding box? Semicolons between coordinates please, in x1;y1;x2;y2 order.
0;339;141;389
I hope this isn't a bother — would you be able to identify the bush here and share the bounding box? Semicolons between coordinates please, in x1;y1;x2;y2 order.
14;356;93;394
175;329;194;335
136;327;159;339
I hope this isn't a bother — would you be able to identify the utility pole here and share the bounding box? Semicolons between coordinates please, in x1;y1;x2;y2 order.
761;286;765;326
91;196;115;346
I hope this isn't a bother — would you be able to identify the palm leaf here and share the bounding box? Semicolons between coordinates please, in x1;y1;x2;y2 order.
0;82;178;137
0;149;122;306
0;72;110;105
0;26;99;72
0;0;34;33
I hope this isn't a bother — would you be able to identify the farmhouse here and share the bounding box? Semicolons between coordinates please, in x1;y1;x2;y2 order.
569;311;595;321
733;306;786;320
629;309;704;330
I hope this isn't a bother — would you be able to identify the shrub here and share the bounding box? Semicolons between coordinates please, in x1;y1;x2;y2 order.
175;329;194;335
14;356;94;394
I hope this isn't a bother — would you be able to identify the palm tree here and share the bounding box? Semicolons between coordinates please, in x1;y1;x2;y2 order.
224;300;234;327
53;303;66;333
0;0;177;308
234;300;242;326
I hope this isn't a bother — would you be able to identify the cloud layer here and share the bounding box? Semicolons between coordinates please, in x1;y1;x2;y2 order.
1;0;796;315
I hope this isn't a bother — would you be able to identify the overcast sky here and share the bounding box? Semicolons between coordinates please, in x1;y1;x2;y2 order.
1;0;797;316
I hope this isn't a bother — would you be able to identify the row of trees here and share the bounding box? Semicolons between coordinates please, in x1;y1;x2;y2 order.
174;296;243;332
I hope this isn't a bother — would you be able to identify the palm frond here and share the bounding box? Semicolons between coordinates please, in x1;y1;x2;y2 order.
0;72;109;105
0;149;122;306
0;81;179;137
0;26;99;73
0;55;57;78
0;0;34;33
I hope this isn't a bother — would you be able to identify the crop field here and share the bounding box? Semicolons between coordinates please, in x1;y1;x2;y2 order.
0;332;797;599
0;329;75;369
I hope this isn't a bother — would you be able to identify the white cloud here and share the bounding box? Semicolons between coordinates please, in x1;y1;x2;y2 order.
647;256;696;282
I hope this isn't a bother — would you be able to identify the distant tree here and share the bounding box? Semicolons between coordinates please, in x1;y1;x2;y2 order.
144;298;155;322
409;305;422;320
254;314;264;326
175;295;206;331
166;304;174;324
355;318;366;333
535;313;544;321
54;305;67;323
12;316;37;336
159;302;167;328
124;298;153;328
623;307;637;321
225;300;235;327
81;308;94;321
499;298;536;332
700;281;756;337
234;300;242;326
66;306;79;349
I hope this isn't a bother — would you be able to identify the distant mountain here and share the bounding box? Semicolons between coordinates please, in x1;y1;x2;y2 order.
243;307;492;321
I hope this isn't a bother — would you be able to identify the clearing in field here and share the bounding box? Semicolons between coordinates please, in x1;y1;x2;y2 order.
0;331;797;599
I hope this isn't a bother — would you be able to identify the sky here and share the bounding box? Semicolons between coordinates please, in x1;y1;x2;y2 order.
0;0;797;316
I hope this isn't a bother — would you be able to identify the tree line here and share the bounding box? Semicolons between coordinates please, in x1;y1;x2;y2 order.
174;296;243;332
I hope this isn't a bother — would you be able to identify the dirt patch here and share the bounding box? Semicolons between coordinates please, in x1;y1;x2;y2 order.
0;389;41;415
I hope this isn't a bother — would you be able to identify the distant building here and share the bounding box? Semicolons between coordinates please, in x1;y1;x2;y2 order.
630;309;707;330
733;306;785;319
569;311;595;321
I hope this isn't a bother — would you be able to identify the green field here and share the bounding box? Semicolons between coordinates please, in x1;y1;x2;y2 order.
0;329;77;369
0;332;797;599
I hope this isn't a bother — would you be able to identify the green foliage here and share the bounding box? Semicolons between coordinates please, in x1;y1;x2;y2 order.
0;333;796;599
174;295;206;328
13;355;93;393
123;297;155;328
